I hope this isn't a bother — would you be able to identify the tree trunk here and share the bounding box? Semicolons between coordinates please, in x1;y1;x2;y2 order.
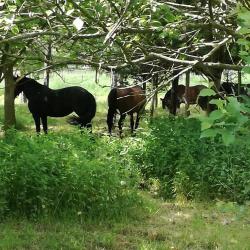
4;64;16;130
238;70;242;95
170;70;179;115
154;74;159;108
185;71;190;117
44;42;52;87
150;74;158;118
111;69;118;88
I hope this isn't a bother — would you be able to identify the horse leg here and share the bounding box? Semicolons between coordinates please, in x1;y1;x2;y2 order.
79;120;92;133
107;108;115;135
135;112;141;130
130;113;135;134
41;116;48;134
32;113;41;133
118;113;126;138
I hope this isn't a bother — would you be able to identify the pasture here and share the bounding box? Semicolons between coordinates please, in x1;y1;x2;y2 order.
0;70;250;249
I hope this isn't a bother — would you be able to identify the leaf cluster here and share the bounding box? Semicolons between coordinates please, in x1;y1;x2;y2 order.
135;117;250;203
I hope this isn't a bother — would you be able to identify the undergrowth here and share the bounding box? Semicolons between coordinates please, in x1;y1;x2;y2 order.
0;130;142;219
134;116;250;203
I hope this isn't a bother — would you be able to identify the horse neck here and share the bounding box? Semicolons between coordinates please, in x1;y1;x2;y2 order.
22;81;45;99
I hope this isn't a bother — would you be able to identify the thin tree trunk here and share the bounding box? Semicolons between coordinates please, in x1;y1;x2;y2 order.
150;74;158;118
4;64;16;130
44;42;52;87
238;70;242;95
208;0;214;41
150;95;155;118
185;71;190;117
171;70;179;115
154;74;159;108
111;69;118;88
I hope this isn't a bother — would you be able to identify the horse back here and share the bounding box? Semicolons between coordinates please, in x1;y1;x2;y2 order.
184;85;206;103
109;86;146;114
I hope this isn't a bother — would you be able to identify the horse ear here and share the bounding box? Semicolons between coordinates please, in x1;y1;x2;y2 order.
15;75;25;84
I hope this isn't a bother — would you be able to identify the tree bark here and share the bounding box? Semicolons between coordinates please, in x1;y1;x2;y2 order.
185;71;190;117
4;64;16;130
44;42;52;87
238;70;242;95
150;74;158;118
170;70;179;115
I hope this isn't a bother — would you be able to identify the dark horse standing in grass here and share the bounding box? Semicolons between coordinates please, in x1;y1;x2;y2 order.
107;86;146;136
14;76;96;133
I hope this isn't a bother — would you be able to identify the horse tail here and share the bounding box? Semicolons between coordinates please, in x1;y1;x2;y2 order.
68;93;96;128
67;115;82;125
108;88;117;108
67;111;95;128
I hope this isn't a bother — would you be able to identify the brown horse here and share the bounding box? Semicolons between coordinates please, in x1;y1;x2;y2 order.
107;86;146;136
161;84;206;112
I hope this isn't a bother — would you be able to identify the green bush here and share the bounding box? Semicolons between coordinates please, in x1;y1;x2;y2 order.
136;117;250;203
0;130;141;218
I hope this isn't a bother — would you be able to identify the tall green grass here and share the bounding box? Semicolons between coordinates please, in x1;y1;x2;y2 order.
135;116;250;203
0;130;142;218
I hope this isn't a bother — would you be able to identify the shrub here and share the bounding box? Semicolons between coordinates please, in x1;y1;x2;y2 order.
0;130;141;218
136;116;250;203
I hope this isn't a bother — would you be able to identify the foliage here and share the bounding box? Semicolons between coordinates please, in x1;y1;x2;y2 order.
198;95;250;145
193;7;250;146
135;117;250;202
237;7;250;73
0;130;141;218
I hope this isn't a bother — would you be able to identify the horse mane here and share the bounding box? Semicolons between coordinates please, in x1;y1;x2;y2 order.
17;76;47;90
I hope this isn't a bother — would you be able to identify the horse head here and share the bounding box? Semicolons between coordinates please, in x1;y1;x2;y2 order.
14;75;30;98
161;89;176;112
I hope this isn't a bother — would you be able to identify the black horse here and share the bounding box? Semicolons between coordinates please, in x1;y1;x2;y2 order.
14;76;96;133
107;86;146;136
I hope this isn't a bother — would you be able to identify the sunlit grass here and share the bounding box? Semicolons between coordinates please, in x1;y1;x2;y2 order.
0;199;249;250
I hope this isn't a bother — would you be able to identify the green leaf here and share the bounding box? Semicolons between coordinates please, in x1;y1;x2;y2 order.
237;39;249;46
11;25;19;34
221;130;235;146
200;129;218;138
243;66;250;74
199;88;216;97
239;51;249;56
201;121;213;131
209;110;224;120
209;99;225;109
226;97;242;114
